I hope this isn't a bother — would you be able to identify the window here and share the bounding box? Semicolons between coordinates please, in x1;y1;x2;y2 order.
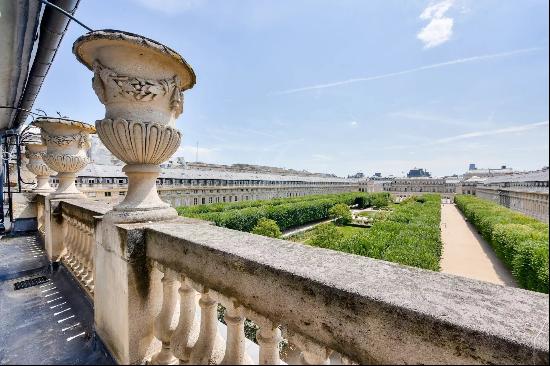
234;196;238;201
119;191;126;196
202;198;206;204
209;197;213;203
193;198;198;205
105;192;112;197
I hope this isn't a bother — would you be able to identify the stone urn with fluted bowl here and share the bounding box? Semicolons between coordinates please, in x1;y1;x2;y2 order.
73;30;196;223
24;142;54;193
32;117;95;200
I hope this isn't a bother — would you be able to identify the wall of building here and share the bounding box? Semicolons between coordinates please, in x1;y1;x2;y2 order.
64;179;360;207
476;187;549;223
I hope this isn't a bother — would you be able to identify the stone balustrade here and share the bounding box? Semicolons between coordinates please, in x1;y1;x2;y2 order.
58;200;109;296
85;214;548;365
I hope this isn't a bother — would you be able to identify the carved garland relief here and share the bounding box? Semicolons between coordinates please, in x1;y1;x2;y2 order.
92;61;183;116
42;153;90;173
41;131;92;149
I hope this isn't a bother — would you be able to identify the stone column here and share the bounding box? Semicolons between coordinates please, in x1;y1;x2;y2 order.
24;143;54;193
73;29;196;364
32;117;95;261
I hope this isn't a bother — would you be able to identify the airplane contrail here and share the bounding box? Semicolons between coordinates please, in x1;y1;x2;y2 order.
271;47;542;95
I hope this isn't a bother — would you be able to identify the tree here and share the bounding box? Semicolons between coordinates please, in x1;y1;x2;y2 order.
251;218;282;238
371;193;391;208
329;203;352;226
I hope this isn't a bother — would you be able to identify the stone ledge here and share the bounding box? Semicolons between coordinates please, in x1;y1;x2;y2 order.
144;220;549;364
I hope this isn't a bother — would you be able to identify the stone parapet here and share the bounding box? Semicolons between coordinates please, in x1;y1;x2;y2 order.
138;219;549;365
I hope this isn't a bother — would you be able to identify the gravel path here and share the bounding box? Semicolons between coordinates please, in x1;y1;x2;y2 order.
440;203;517;287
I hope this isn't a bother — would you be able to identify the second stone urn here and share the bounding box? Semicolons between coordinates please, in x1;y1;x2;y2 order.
33;117;96;199
25;142;54;193
73;30;196;222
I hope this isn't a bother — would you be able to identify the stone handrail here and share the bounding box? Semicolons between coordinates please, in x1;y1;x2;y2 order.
59;200;109;296
131;219;549;365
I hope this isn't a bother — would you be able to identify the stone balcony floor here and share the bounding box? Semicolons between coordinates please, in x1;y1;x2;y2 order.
0;232;114;365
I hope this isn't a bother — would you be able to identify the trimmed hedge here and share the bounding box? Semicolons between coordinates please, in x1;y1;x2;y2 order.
305;194;443;271
454;195;549;293
178;192;391;232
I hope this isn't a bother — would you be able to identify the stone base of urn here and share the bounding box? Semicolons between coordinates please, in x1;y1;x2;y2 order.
34;176;54;193
50;172;87;200
104;164;177;223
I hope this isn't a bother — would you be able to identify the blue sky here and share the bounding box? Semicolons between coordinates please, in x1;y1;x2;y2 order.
33;0;549;177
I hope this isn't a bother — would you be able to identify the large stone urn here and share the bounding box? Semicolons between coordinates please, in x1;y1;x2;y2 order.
33;117;96;199
25;143;54;193
73;30;196;222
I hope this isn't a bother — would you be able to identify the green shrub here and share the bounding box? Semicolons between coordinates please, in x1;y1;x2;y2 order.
309;223;344;249
329;204;352;225
180;192;391;232
251;218;282;238
454;194;549;293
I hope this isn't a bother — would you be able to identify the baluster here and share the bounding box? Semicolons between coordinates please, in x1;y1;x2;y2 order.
61;214;71;262
73;221;85;273
79;223;92;280
189;288;225;364
65;217;77;267
171;277;200;364
151;267;179;365
255;318;282;365
77;222;89;278
287;331;332;365
221;301;252;365
83;223;94;291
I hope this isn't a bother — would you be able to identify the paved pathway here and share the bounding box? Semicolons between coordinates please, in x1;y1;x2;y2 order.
281;218;335;238
440;204;517;287
0;233;115;365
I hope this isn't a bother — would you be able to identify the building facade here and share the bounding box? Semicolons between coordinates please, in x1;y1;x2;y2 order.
382;177;458;200
475;169;549;223
54;163;361;207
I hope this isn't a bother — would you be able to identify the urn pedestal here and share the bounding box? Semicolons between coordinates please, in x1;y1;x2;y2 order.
73;30;196;223
33;117;96;200
25;143;54;193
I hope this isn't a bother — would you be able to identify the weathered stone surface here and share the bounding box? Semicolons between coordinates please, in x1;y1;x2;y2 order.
145;220;549;365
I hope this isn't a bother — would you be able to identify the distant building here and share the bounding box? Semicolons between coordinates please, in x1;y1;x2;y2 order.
382;178;457;200
463;164;514;179
407;168;431;178
56;162;361;207
347;172;365;179
475;169;549;223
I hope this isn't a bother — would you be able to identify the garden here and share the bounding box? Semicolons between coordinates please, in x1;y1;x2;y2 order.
288;194;443;271
178;192;444;272
454;195;549;293
177;192;391;232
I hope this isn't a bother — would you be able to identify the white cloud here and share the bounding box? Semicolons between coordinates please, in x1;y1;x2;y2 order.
271;47;541;95
349;120;358;127
417;0;455;49
133;0;201;15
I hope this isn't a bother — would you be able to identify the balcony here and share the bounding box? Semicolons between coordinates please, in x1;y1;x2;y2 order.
2;192;548;364
3;26;548;366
